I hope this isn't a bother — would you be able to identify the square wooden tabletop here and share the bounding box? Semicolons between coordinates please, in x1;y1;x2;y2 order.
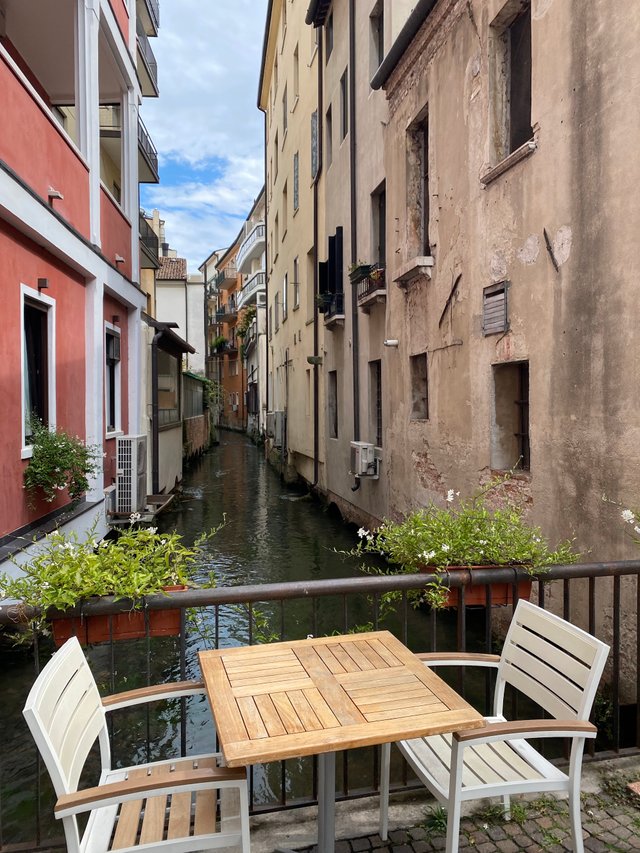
199;631;485;767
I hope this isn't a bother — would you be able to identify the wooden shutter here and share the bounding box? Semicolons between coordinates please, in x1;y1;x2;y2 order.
483;282;508;335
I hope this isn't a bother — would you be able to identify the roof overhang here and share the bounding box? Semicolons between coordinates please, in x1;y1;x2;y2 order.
144;316;195;356
305;0;332;27
370;0;438;90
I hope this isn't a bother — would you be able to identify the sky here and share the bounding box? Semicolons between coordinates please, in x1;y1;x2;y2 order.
139;0;269;273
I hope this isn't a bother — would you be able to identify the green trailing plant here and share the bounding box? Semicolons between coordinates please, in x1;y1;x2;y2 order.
235;305;256;339
0;519;224;638
23;418;101;506
347;476;578;608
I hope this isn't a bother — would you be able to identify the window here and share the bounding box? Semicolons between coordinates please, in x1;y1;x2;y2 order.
325;105;333;166
105;326;121;433
282;273;288;320
293;256;300;309
157;349;180;427
325;12;333;60
410;353;429;420
407;112;430;256
282;85;288;135
311;110;319;179
491;2;533;160
369;360;382;447
281;0;287;42
293;44;300;100
229;358;239;377
492;361;530;470
274;213;279;250
372;181;386;267
274;132;279;176
282;182;288;237
328;370;338;438
273;56;278;105
268;305;273;340
274;292;280;330
293;151;299;212
370;1;384;73
483;282;509;335
340;69;348;140
22;286;55;451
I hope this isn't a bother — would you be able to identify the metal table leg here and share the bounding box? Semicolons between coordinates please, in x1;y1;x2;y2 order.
317;751;336;853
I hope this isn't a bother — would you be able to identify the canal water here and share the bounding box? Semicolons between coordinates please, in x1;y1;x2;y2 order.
0;432;481;847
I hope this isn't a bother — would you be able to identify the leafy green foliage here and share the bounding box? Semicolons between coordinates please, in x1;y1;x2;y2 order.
23;418;101;506
235;304;256;339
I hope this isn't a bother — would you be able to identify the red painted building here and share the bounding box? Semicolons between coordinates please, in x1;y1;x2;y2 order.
0;0;160;563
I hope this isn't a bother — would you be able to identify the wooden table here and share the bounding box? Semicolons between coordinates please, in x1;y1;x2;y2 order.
199;631;484;852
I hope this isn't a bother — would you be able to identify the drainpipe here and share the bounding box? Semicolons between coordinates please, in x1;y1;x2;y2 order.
349;0;359;442
263;112;270;430
151;329;162;494
184;276;189;370
312;31;324;488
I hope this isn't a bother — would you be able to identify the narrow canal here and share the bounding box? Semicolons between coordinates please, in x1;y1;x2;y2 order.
0;433;480;847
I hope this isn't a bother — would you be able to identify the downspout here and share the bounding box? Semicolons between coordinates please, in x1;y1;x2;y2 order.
349;0;359;442
184;277;189;369
203;261;208;379
312;30;324;488
263;111;270;428
151;330;162;494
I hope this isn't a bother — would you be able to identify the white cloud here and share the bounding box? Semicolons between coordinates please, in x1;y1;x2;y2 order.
140;0;268;268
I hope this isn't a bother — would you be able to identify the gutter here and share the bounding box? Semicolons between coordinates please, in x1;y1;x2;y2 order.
312;28;324;488
370;0;438;90
349;0;359;442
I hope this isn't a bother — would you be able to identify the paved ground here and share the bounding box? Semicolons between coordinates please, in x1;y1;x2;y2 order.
251;757;640;853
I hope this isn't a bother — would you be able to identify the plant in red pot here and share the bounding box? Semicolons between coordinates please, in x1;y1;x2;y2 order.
1;520;223;645
352;479;578;609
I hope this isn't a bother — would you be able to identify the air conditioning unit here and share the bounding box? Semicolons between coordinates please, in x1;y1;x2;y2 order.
257;292;267;307
116;434;147;514
232;404;238;412
350;441;379;479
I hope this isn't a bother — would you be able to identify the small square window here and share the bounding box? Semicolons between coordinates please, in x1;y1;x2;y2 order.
483;282;509;335
410;353;429;420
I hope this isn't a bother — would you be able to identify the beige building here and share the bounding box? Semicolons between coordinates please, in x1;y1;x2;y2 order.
259;0;326;487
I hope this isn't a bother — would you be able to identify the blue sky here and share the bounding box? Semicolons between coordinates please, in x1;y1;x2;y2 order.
140;0;268;271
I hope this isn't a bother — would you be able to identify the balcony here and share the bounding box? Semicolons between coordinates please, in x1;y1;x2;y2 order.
237;271;266;311
243;320;258;358
236;223;266;274
356;267;386;312
139;213;159;268
215;265;237;291
136;18;159;97
137;0;160;35
216;299;237;323
322;291;345;328
138;116;159;183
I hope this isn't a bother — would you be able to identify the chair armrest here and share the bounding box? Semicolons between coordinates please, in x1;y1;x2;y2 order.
415;652;501;668
54;765;246;818
453;718;597;744
103;680;205;711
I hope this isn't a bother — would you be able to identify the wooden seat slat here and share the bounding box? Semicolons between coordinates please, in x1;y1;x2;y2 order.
194;790;217;836
166;791;192;839
139;794;167;845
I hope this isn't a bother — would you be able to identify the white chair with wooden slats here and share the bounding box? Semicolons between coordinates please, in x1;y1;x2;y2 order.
23;636;251;853
379;600;609;853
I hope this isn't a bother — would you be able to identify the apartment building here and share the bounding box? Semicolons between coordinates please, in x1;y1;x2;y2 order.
0;0;160;564
259;0;326;487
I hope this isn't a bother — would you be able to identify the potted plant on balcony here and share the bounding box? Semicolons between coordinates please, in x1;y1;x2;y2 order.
23;418;101;508
0;520;223;645
348;260;372;283
211;334;227;355
352;479;577;608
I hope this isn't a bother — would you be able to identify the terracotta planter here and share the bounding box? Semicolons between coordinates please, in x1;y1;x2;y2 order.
419;565;532;608
51;586;187;647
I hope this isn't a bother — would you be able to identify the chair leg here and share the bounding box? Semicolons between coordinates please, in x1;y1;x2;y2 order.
445;739;464;853
379;742;391;841
502;794;511;820
568;741;586;853
239;781;251;853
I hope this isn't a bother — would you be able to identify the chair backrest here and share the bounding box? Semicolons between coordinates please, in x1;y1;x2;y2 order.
23;637;110;798
495;600;609;721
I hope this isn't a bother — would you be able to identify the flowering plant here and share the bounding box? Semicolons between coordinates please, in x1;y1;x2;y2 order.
353;482;577;607
0;519;223;636
23;418;101;506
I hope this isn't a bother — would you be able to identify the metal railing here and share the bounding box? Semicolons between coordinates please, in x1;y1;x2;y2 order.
215;266;237;289
1;562;638;851
324;291;345;320
236;223;265;272
356;268;386;305
237;271;265;311
136;19;158;91
137;116;159;179
139;213;158;256
142;0;160;31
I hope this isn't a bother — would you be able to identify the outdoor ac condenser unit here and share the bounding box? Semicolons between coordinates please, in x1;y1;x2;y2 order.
116;434;147;514
350;441;379;479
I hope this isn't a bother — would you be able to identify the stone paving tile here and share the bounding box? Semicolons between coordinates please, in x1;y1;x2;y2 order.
295;773;640;853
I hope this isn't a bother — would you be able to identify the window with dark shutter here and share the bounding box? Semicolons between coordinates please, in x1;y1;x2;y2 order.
483;282;509;335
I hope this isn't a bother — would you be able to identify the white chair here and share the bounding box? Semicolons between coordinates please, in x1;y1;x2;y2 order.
23;636;251;853
379;600;609;853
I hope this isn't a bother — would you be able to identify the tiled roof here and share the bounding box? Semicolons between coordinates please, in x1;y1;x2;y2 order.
157;257;187;280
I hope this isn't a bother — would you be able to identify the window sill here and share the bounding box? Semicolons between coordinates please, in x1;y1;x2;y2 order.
293;303;300;312
393;255;434;287
480;139;536;187
282;129;288;149
105;430;124;439
291;95;299;114
21;446;33;460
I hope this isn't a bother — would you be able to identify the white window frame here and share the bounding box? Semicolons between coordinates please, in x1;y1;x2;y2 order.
104;321;122;437
21;284;56;458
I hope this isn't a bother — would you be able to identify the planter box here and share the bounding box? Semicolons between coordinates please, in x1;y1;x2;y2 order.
50;586;186;646
420;565;532;608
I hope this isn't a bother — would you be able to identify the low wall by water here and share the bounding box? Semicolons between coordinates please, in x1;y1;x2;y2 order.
183;412;211;459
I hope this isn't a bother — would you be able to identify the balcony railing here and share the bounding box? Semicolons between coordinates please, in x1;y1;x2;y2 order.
0;561;638;849
138;116;159;181
216;300;237;322
356;267;386;311
141;0;160;31
136;18;158;94
236;223;266;273
237;270;266;311
139;213;158;256
215;265;237;290
323;291;345;325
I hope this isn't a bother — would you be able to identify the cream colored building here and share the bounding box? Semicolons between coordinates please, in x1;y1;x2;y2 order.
259;0;326;488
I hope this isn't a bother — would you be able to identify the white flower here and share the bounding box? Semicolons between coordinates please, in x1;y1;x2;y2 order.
357;527;370;539
160;539;167;546
147;527;157;534
478;539;487;545
446;489;455;502
441;544;450;553
130;512;141;522
422;550;436;561
622;509;635;524
634;526;640;535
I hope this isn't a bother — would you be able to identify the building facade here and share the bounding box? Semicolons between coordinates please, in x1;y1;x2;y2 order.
0;0;160;565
